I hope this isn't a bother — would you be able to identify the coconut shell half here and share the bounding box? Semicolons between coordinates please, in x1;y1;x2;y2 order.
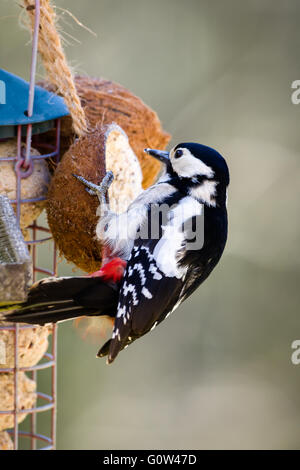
38;76;171;188
47;124;143;273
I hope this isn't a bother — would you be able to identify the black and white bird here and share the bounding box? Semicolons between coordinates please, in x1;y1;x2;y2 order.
2;143;230;364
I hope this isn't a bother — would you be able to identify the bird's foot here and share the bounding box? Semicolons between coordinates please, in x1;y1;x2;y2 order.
73;171;114;203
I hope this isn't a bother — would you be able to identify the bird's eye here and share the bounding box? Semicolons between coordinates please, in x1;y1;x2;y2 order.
174;149;183;159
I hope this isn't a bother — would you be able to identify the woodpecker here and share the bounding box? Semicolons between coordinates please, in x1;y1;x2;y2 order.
2;143;230;364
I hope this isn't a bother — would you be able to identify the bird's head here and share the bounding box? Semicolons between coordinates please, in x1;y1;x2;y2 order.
144;143;230;207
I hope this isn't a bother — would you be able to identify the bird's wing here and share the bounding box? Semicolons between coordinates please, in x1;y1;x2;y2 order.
100;196;204;363
100;242;183;363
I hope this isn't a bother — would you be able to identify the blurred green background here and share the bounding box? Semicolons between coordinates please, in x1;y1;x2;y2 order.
1;0;300;450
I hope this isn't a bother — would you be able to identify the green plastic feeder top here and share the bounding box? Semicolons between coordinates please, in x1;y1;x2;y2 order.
0;68;69;139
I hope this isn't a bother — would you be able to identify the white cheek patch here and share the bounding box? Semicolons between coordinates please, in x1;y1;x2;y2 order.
189;180;218;206
171;148;214;178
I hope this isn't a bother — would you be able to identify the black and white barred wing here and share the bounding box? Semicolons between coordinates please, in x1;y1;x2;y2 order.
99;243;183;363
99;196;204;364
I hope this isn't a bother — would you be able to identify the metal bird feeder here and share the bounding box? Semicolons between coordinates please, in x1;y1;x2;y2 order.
0;0;69;450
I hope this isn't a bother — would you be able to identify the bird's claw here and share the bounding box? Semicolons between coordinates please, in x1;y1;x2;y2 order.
100;171;114;192
73;171;114;201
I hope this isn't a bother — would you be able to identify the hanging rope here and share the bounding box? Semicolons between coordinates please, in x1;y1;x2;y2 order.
22;0;88;136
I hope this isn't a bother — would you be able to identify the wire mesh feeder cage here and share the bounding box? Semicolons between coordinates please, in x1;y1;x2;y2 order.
0;2;69;450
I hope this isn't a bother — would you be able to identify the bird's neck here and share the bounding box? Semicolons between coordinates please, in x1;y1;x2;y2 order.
165;172;226;208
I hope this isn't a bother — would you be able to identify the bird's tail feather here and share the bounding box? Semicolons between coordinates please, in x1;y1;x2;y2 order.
1;276;118;326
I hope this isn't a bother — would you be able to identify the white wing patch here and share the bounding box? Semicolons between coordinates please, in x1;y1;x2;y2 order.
141;287;153;299
153;196;203;278
149;263;162;280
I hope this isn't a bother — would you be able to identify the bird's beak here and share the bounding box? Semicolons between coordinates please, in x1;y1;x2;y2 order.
144;148;170;166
